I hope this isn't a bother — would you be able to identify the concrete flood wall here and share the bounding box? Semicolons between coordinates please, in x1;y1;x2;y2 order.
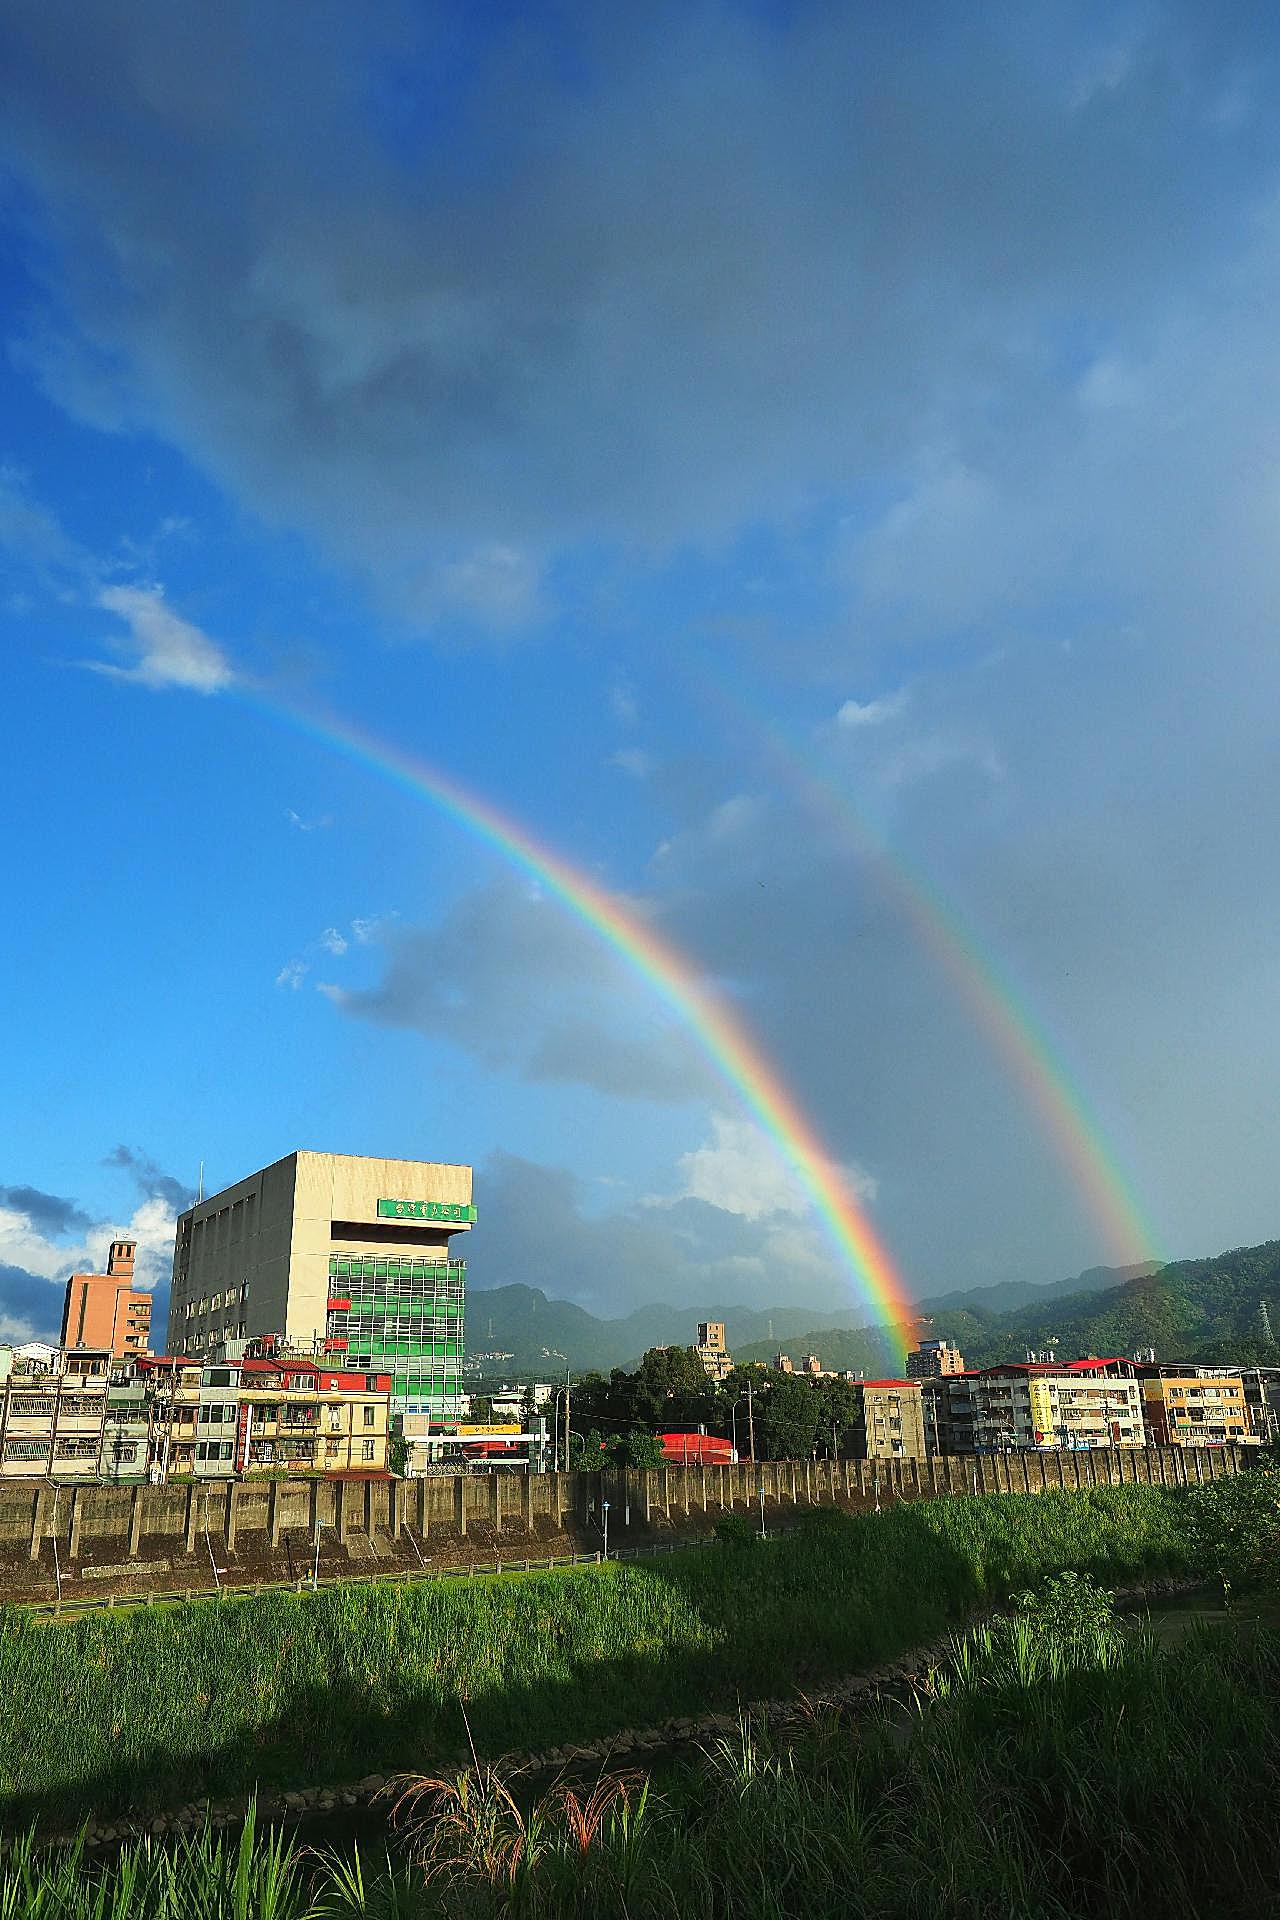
0;1445;1243;1601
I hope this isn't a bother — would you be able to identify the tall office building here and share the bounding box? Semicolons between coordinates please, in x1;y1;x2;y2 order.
61;1239;152;1359
166;1151;474;1418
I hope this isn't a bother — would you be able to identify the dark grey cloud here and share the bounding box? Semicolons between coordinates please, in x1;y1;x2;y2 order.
103;1147;195;1214
468;1150;848;1318
0;1266;52;1341
328;878;719;1104
2;2;1275;628
0;1185;90;1236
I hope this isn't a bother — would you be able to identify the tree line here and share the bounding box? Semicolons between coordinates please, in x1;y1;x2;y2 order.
565;1346;870;1464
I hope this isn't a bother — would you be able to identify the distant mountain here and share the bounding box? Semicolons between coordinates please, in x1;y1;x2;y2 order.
463;1284;858;1376
463;1257;1172;1378
736;1243;1280;1375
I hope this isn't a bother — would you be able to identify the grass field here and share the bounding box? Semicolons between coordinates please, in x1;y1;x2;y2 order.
0;1483;1196;1828
2;1599;1276;1916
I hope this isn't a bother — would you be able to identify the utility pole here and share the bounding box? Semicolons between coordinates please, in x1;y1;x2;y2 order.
746;1377;756;1462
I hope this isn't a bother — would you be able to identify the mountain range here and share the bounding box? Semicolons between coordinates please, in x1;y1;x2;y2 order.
465;1252;1217;1377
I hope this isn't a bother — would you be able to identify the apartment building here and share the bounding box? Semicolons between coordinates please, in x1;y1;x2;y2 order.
847;1379;928;1461
100;1377;150;1481
168;1151;472;1420
906;1337;966;1379
695;1321;734;1383
927;1361;1145;1452
0;1347;113;1481
1236;1366;1280;1443
1138;1372;1249;1446
143;1352;393;1478
61;1240;152;1359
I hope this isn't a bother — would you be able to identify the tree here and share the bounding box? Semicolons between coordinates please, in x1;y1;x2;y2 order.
567;1428;610;1470
815;1378;863;1456
614;1430;666;1470
759;1376;822;1461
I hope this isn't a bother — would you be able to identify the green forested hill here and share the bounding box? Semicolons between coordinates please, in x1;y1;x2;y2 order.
735;1239;1280;1373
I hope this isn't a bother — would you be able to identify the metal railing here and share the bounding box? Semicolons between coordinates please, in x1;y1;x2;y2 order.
17;1522;806;1623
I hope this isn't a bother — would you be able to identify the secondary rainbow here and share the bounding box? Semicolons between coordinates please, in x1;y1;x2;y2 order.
701;680;1161;1269
245;691;915;1348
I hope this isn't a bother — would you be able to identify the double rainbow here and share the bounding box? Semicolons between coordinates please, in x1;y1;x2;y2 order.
253;695;916;1350
699;677;1161;1270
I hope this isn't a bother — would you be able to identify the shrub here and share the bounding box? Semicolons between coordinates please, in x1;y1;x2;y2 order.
713;1512;758;1549
1183;1468;1280;1600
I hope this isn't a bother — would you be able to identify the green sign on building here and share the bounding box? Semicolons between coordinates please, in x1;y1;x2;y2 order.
377;1198;477;1224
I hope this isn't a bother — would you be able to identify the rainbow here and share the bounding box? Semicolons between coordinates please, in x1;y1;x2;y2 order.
245;691;915;1349
701;681;1161;1269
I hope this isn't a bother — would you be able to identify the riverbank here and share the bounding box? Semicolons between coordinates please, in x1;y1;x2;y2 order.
0;1483;1195;1831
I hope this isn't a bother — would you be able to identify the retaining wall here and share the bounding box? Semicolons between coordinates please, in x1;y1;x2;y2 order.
0;1446;1242;1602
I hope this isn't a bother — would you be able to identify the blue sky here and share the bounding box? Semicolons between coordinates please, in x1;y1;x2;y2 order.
4;1;1280;1344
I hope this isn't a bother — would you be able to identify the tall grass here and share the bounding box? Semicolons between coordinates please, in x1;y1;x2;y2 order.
5;1609;1278;1916
0;1484;1195;1826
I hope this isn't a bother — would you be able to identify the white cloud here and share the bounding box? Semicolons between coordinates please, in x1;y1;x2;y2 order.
611;747;655;778
91;585;235;694
318;927;349;956
437;543;543;628
611;684;640;725
835;689;908;729
672;1114;877;1222
275;959;309;990
0;1208;75;1283
0;1190;182;1310
285;809;334;832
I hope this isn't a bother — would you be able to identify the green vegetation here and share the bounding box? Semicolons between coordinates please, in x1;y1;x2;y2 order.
569;1349;866;1459
0;1485;1194;1828
738;1235;1280;1373
1182;1466;1280;1600
7;1584;1280;1917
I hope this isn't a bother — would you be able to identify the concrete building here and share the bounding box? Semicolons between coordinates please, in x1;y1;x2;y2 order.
1138;1372;1249;1446
927;1360;1145;1452
167;1151;473;1418
1235;1366;1280;1442
847;1380;928;1461
695;1321;734;1383
61;1240;152;1359
906;1337;966;1379
142;1353;393;1479
99;1377;150;1481
0;1346;112;1480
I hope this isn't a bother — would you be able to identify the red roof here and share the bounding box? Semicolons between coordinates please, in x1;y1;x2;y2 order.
860;1379;919;1390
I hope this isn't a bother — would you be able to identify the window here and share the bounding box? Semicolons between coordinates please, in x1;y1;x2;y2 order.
329;1407;342;1431
363;1404;376;1427
361;1438;375;1462
326;1439;341;1459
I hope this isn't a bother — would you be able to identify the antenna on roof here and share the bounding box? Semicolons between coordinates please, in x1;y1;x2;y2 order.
197;1161;204;1206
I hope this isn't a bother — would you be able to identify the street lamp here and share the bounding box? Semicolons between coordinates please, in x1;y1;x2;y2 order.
548;1352;571;1472
728;1383;756;1461
601;1498;610;1561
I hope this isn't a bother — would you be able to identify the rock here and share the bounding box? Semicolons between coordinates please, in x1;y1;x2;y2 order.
356;1774;387;1794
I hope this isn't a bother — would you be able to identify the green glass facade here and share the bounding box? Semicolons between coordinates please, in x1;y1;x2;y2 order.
326;1254;465;1418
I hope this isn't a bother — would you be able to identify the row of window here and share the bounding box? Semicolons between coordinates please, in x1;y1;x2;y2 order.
333;1332;462;1360
328;1256;464;1289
